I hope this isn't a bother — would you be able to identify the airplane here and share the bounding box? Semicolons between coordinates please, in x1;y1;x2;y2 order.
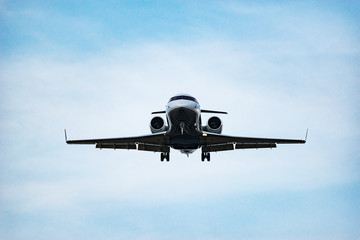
65;93;306;161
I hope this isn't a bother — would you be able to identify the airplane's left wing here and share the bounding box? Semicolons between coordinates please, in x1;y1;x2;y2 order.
200;132;306;152
65;131;170;152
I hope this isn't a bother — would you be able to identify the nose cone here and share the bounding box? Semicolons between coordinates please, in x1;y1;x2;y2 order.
168;94;198;103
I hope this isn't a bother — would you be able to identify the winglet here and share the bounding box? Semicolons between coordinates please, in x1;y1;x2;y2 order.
305;128;309;142
64;129;68;143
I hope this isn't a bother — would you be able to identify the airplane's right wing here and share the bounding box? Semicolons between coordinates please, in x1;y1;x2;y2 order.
199;132;306;152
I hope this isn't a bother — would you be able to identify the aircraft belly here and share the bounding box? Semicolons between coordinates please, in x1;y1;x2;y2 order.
170;135;200;150
167;107;201;151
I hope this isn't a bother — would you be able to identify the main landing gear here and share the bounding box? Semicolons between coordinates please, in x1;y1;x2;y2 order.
160;152;170;162
201;151;210;161
160;151;210;162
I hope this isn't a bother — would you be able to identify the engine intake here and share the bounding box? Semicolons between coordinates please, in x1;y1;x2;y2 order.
150;116;167;133
203;116;223;134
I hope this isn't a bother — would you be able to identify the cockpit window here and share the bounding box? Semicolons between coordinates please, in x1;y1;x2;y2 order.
169;95;198;103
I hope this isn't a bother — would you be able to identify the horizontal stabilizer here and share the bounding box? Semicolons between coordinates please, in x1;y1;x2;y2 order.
201;109;228;114
151;111;166;114
152;110;228;114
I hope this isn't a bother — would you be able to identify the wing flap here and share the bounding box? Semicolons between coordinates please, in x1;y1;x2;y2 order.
200;132;305;145
203;143;234;152
235;143;277;149
94;142;169;152
138;143;169;152
96;143;137;150
201;142;277;152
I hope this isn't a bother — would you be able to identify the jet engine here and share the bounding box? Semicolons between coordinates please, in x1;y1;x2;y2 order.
203;116;223;134
150;116;167;133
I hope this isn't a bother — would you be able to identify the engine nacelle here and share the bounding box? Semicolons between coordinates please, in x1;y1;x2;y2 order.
150;116;167;133
203;116;223;134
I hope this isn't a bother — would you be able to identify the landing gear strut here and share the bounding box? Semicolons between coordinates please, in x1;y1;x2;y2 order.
201;151;210;161
161;152;170;162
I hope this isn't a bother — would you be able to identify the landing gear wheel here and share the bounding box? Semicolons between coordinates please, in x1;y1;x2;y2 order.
201;152;210;162
161;152;170;162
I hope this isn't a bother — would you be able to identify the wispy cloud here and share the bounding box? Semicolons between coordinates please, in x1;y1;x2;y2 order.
1;1;359;239
1;41;358;211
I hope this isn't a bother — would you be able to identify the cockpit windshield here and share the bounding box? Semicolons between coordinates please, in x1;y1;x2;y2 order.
169;95;198;103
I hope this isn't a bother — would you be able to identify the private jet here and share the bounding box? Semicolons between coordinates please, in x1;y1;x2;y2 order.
65;93;306;161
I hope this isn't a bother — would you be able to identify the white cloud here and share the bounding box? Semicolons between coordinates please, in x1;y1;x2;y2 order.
1;2;359;239
1;36;358;214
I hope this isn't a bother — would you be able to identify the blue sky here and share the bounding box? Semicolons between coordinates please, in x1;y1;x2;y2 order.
1;1;359;240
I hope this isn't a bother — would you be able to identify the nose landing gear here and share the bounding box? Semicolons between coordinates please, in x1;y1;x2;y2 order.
180;121;185;135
